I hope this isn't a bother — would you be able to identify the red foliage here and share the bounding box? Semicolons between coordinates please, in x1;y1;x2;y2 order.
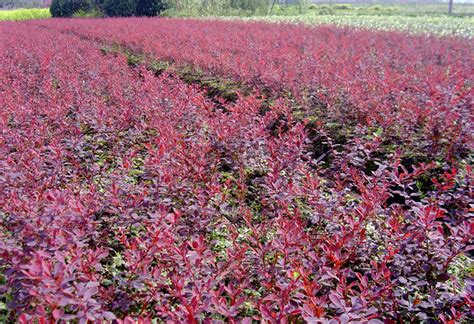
0;20;472;322
33;17;474;161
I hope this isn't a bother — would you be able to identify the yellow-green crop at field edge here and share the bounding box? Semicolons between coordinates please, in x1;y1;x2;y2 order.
0;8;51;21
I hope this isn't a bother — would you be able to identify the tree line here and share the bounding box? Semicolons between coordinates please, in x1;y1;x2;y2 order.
50;0;167;17
50;0;306;17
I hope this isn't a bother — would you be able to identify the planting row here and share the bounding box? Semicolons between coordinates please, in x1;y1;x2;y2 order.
1;21;472;322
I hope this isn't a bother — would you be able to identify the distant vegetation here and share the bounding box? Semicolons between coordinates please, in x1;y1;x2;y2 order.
163;1;474;17
49;0;167;17
238;13;474;37
1;1;473;24
0;7;50;20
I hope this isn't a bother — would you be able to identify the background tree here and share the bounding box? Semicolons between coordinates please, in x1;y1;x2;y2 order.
90;0;105;12
136;0;166;16
103;0;136;16
50;0;90;17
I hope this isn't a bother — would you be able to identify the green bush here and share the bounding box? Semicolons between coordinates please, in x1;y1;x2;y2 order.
72;8;104;17
50;0;91;17
103;0;136;17
334;4;352;10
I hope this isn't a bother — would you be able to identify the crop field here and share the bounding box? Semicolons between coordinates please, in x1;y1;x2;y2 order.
0;8;50;21
173;3;474;37
292;3;474;16
243;14;474;37
1;17;473;322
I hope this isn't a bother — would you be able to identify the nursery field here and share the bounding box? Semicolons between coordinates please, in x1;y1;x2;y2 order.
1;18;473;322
242;14;474;37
